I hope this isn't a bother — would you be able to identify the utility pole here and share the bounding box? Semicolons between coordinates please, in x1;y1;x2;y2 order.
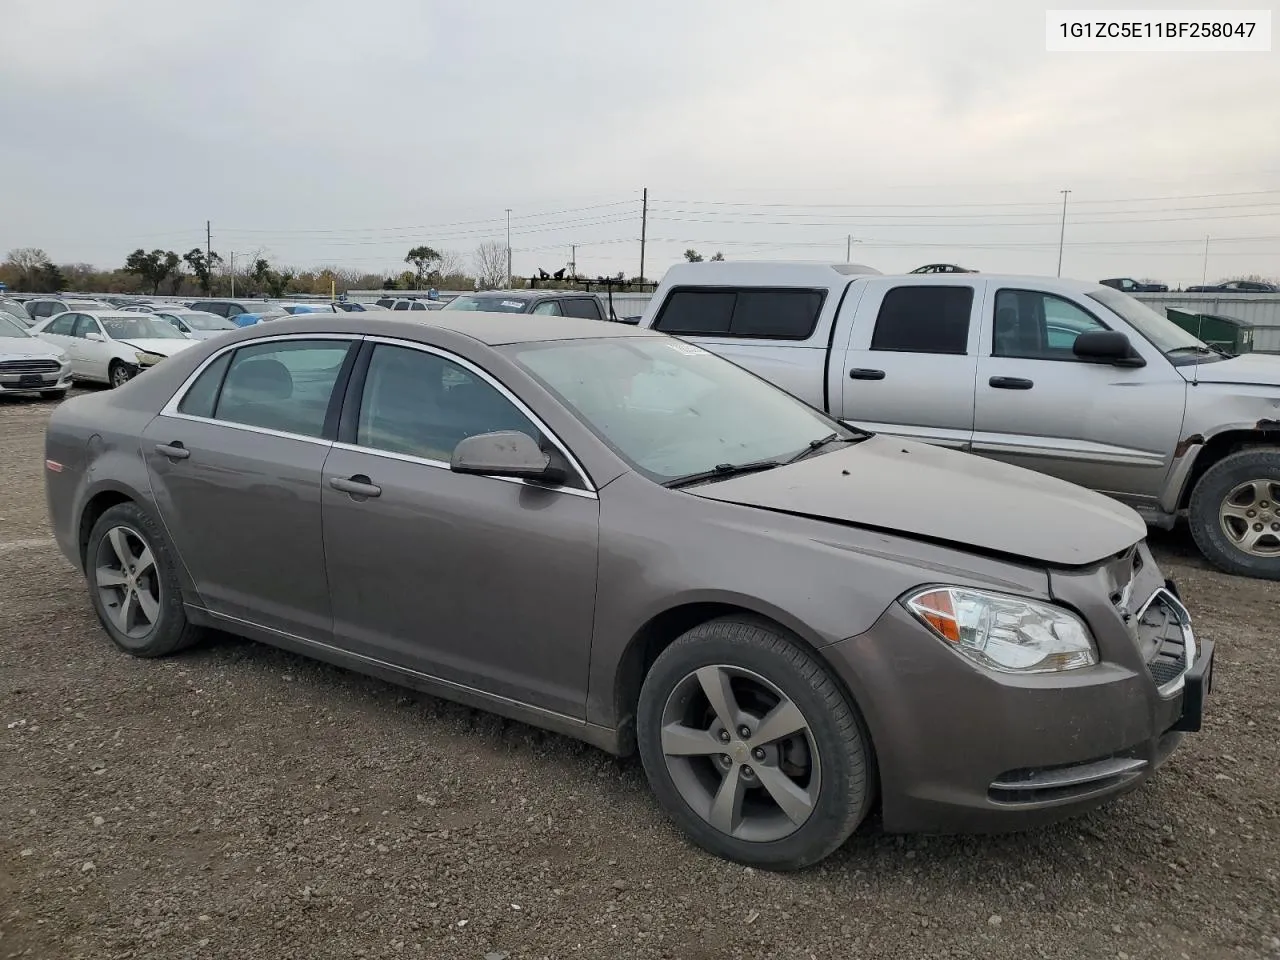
1056;189;1071;277
846;235;852;261
1201;235;1210;287
570;244;576;280
229;252;235;297
205;220;213;295
505;208;512;287
639;187;648;282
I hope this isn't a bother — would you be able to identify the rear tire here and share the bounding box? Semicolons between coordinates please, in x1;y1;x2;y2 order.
637;617;873;870
86;502;203;657
1188;447;1280;580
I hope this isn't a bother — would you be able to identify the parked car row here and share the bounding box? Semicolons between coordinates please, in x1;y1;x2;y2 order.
1100;277;1278;294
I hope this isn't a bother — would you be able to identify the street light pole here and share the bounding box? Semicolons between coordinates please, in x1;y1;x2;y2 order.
1056;189;1071;277
1201;235;1210;287
505;208;512;287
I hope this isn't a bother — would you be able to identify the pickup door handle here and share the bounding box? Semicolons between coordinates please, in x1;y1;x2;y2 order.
989;376;1034;390
329;475;382;498
154;442;190;460
848;368;886;381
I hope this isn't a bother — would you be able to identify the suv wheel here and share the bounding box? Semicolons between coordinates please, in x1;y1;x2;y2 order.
1189;448;1280;579
86;503;203;657
637;618;873;870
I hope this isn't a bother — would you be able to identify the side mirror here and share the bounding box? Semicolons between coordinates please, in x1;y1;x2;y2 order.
450;430;566;485
85;331;104;342
1073;330;1145;367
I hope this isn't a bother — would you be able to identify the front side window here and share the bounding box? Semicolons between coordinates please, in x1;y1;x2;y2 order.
355;344;540;462
870;286;973;355
206;340;352;437
506;336;850;484
72;315;100;339
531;300;563;316
993;290;1108;359
653;288;824;340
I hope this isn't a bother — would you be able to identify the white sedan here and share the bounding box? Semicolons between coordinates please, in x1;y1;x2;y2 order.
150;308;239;341
31;310;198;388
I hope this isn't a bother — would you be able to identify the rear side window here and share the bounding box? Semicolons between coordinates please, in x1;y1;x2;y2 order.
653;288;824;339
177;352;232;417
870;286;974;355
203;340;353;437
560;298;603;320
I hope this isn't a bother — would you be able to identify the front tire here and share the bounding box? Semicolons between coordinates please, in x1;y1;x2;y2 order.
86;503;202;657
637;618;873;870
108;360;134;389
1188;448;1280;580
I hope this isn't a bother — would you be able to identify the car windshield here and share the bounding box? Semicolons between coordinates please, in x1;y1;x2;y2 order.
505;336;856;483
99;316;189;340
67;300;106;311
1087;288;1218;361
0;314;31;338
442;295;530;313
1;300;32;322
174;311;235;330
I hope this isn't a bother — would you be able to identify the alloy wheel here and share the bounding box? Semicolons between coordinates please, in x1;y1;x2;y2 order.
659;664;821;843
95;526;162;640
1219;478;1280;558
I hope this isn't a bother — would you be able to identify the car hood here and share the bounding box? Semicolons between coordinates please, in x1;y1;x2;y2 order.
0;336;65;359
685;435;1146;567
117;338;196;357
1184;352;1280;387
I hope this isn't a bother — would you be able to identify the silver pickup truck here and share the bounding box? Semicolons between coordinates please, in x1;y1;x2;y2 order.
638;262;1280;580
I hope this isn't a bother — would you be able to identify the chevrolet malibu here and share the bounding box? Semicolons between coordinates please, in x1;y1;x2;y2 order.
44;313;1213;869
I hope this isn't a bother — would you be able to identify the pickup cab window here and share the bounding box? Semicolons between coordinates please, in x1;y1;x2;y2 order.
654;288;824;340
993;289;1108;360
869;286;973;355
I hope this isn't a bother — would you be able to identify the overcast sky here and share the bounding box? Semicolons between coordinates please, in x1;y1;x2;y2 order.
2;0;1278;286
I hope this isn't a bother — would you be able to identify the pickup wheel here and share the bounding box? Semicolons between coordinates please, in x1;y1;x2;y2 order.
636;618;874;870
1188;448;1280;580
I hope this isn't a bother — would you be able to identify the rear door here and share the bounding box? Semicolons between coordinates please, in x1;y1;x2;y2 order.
141;335;359;639
837;277;983;449
972;287;1187;504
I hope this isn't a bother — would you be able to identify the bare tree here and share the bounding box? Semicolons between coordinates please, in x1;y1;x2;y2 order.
473;241;509;290
437;248;467;280
4;248;52;289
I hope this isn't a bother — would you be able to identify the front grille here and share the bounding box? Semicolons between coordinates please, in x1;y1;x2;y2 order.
1135;589;1193;693
0;359;60;374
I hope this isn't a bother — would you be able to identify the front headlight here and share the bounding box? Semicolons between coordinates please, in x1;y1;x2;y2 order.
133;351;164;367
904;587;1097;674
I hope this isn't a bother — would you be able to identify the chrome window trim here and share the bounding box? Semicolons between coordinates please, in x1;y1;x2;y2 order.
157;332;598;497
361;335;597;495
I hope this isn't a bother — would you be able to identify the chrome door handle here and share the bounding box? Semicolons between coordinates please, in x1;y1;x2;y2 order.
154;442;190;460
329;475;382;498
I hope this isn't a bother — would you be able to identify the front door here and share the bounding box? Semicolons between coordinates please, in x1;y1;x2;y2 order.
838;277;983;449
320;341;600;718
74;315;115;382
38;313;82;371
141;336;358;638
972;287;1187;506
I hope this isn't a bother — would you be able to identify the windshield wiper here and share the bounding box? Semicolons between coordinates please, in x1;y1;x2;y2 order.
1167;345;1215;356
664;459;782;489
784;431;869;464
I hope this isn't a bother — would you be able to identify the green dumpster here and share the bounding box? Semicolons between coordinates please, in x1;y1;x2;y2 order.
1166;307;1255;355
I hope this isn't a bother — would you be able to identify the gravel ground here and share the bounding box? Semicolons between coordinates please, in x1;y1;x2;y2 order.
2;388;1278;960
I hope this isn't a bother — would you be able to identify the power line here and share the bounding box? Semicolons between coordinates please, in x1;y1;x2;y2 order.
653;189;1280;209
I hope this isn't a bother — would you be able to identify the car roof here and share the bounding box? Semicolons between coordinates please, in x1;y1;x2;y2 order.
456;289;593;301
228;311;659;346
80;310;161;319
